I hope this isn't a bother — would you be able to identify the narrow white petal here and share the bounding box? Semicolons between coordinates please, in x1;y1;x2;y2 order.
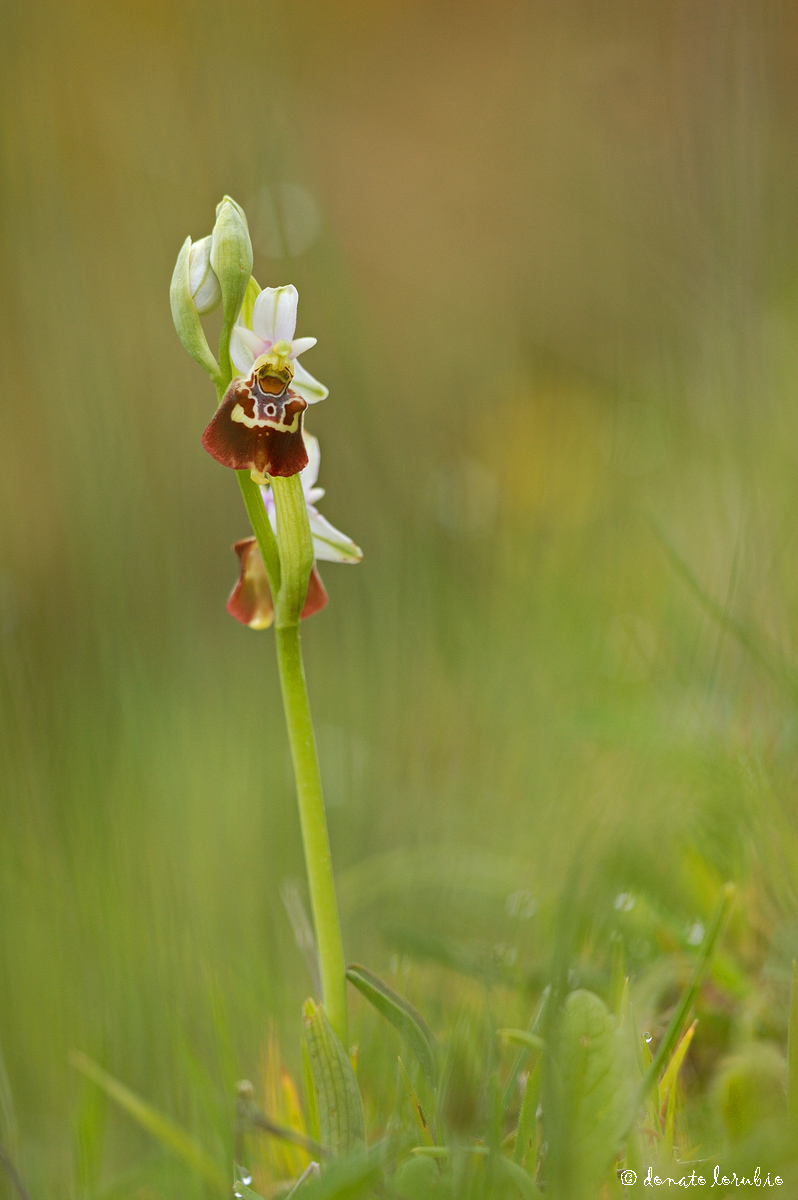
308;508;363;563
292;359;328;404
188;236;221;314
273;285;299;341
301;433;321;491
306;486;325;505
252;285;298;343
259;484;278;530
230;324;264;374
290;336;317;358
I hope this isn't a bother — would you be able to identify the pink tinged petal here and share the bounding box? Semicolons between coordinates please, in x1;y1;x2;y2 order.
308;508;363;563
230;324;266;375
227;538;275;629
227;540;327;627
291;359;329;405
202;376;309;477
301;432;322;492
289;337;317;359
258;484;278;531
252;285;298;343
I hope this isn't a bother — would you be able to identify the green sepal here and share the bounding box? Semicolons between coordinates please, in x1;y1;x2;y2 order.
347;963;438;1091
240;275;262;333
169;237;222;384
303;999;365;1156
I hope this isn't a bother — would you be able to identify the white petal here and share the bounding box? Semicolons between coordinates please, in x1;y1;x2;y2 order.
291;359;328;405
252;285;298;343
188;236;221;314
301;433;321;491
230;324;265;375
308;507;363;563
259;484;278;530
290;336;317;358
306;486;325;505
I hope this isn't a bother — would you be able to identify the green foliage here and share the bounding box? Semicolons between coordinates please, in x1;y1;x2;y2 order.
69;1052;227;1189
302;1000;365;1156
714;1044;788;1147
346;963;438;1090
545;990;635;1200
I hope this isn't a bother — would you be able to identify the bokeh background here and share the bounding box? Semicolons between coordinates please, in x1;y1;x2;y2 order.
3;0;798;1192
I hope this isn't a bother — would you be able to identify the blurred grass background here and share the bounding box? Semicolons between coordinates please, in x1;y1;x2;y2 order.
3;0;798;1191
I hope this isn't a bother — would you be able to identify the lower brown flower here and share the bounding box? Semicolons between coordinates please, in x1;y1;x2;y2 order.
227;537;328;629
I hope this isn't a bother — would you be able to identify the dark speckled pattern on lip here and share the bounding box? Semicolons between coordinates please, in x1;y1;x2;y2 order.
202;370;309;478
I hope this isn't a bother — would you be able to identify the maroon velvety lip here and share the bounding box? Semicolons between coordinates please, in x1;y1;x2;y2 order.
227;537;328;629
203;373;309;478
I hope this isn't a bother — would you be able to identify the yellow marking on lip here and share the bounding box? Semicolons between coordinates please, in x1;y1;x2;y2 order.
230;402;301;433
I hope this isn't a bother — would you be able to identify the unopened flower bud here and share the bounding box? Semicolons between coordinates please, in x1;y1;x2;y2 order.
188;235;221;315
211;196;253;336
170;236;222;382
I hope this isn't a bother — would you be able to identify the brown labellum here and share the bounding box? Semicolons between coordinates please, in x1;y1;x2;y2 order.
227;537;328;629
203;371;309;478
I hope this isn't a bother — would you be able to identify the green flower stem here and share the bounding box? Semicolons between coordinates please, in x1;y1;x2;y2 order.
272;473;349;1048
236;470;281;597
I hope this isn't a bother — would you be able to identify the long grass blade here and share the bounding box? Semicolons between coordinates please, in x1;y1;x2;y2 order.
513;1055;542;1168
69;1051;227;1188
637;884;734;1109
789;960;798;1130
397;1057;434;1146
0;1147;32;1200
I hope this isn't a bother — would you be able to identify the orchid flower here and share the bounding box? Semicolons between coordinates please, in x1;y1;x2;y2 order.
202;284;327;482
227;433;362;629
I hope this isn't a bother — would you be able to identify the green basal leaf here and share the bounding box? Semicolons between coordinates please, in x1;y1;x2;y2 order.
69;1051;227;1189
546;990;635;1200
303;1038;322;1146
347;963;438;1091
303;1000;365;1156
